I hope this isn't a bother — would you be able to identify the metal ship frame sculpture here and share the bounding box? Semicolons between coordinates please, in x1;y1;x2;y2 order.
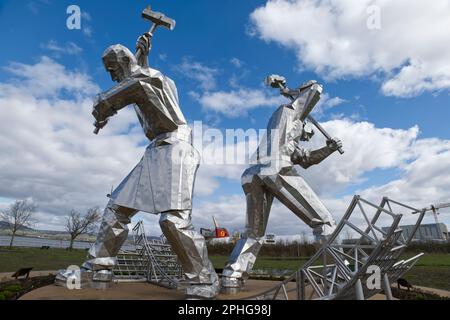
245;196;425;300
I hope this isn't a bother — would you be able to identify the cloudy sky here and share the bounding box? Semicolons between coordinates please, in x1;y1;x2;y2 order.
0;0;449;237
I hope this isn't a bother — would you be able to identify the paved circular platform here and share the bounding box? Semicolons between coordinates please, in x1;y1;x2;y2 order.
20;279;390;300
20;279;291;300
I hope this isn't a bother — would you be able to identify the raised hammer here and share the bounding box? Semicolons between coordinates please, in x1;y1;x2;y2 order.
136;5;176;61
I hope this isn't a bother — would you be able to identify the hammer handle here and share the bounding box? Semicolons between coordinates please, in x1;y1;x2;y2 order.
136;24;157;62
275;83;344;155
307;115;345;155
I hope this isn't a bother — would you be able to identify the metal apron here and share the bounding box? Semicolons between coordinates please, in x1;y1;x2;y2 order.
110;128;200;214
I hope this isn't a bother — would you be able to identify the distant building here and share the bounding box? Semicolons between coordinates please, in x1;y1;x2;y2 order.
382;223;449;241
264;234;276;245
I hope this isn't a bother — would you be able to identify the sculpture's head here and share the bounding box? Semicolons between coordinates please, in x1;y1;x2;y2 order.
299;80;319;92
102;45;138;83
297;80;323;121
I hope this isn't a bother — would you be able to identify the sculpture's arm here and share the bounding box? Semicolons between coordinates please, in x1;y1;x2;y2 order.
92;78;142;123
290;82;323;122
280;87;301;100
135;33;152;68
291;139;342;169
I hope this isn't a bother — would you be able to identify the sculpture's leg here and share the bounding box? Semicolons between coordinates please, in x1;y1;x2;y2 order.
56;200;137;289
159;210;219;299
222;175;274;292
264;171;337;240
83;200;138;271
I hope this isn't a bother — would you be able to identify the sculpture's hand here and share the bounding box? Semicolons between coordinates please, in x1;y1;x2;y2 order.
326;138;343;153
92;94;117;134
136;33;152;58
93;94;116;119
93;120;108;135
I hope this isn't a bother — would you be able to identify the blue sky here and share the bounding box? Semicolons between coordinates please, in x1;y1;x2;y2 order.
0;0;449;236
1;0;449;138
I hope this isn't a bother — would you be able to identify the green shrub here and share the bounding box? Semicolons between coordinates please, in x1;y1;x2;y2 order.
0;290;13;300
414;293;426;300
3;284;22;293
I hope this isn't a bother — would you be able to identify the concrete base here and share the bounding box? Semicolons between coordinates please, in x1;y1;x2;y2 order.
19;280;391;300
20;280;280;300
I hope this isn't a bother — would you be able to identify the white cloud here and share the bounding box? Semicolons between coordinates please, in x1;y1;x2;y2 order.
191;88;285;117
302;119;419;192
0;58;145;230
250;0;450;97
313;93;347;117
2;57;449;236
83;26;93;38
175;59;219;91
230;58;244;68
359;137;450;208
186;119;450;236
81;11;94;38
159;53;167;61
81;11;92;21
325;96;346;109
41;40;83;56
1;56;98;98
0;57;239;231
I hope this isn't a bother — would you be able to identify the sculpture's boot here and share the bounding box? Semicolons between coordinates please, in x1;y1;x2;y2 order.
160;210;219;299
221;237;264;294
55;201;137;289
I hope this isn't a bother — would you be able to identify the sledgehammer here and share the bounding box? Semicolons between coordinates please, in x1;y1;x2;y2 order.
135;5;176;61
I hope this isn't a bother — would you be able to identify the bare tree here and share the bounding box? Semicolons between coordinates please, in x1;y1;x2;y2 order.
0;199;37;249
66;208;101;250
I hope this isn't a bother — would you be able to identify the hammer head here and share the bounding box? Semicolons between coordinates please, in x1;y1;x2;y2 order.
265;74;287;89
142;6;176;30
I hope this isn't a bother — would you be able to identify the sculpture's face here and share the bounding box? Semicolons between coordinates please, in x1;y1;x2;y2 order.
102;45;137;83
105;61;124;83
105;63;125;82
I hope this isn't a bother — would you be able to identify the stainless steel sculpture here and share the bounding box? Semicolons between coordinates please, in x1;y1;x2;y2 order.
57;6;218;299
243;196;425;300
222;76;343;292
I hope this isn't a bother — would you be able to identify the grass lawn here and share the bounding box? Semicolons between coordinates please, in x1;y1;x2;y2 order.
1;248;449;291
0;247;86;273
402;253;450;291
